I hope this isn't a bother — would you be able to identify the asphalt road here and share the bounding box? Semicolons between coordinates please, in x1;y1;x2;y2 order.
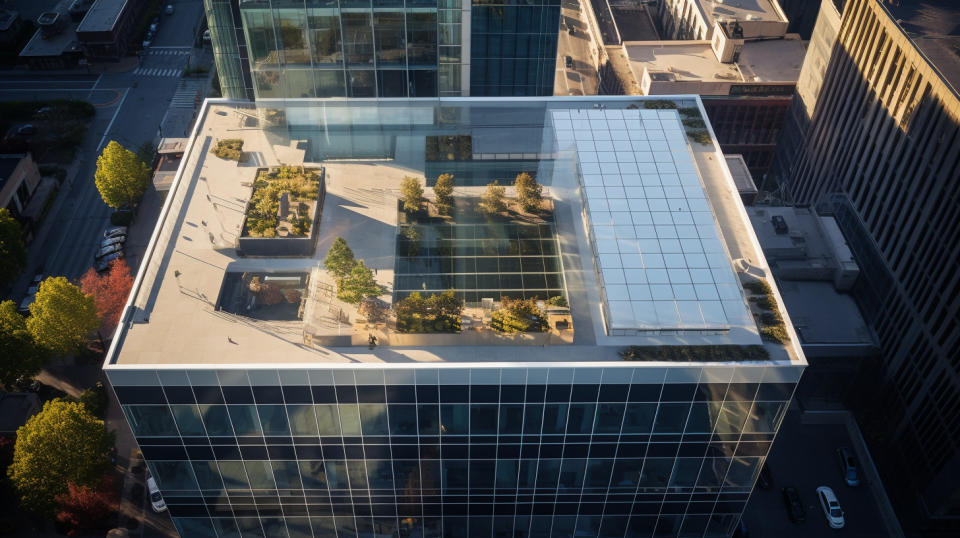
4;0;206;285
555;0;599;96
743;410;892;538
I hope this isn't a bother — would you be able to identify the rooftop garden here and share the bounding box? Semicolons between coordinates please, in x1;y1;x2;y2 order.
744;280;790;344
211;138;246;162
490;297;548;333
395;290;463;333
242;166;321;238
620;345;770;361
626;100;712;145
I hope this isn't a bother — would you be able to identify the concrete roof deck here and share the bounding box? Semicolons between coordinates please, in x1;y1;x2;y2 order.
696;0;786;26
76;0;126;33
625;38;804;85
106;97;805;368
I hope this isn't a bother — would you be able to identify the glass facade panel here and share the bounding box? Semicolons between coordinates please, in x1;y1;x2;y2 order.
118;370;794;537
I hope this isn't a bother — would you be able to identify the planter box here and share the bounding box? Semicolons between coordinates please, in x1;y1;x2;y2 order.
236;167;327;257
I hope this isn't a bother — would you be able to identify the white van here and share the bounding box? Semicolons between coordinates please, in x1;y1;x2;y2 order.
146;475;167;512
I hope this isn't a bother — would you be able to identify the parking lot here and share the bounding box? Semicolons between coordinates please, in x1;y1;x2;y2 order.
743;409;895;537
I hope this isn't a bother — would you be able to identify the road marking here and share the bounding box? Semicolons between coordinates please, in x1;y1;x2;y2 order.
150;45;192;49
96;87;130;152
87;74;103;100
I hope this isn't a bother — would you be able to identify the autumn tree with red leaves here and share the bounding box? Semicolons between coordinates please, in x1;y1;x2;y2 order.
54;474;118;535
79;258;134;342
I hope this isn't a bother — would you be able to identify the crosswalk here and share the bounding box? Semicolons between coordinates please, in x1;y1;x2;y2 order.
144;49;191;56
172;80;205;108
133;67;183;77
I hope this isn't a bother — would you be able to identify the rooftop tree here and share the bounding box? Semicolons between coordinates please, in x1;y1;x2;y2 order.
478;181;506;215
400;176;424;213
514;172;542;212
94;141;150;209
324;237;356;280
336;260;384;305
433;173;455;215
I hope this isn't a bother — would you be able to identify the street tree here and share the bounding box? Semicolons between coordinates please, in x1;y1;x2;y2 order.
324;237;356;280
94;140;150;209
79;258;134;342
0;300;48;390
0;208;26;287
478;181;506;215
7;399;112;515
514;172;542;212
337;260;383;304
400;176;424;213
27;277;99;356
55;475;118;536
433;173;455;215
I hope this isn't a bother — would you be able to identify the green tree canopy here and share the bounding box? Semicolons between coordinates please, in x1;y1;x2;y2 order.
433;173;455;215
0;208;27;287
478;181;507;215
0;300;48;389
94;140;150;209
324;237;356;280
336;260;384;305
400;176;424;213
514;172;543;212
27;277;99;356
7;399;112;515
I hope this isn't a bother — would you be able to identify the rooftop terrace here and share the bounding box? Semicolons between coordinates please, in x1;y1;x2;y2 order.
105;97;804;368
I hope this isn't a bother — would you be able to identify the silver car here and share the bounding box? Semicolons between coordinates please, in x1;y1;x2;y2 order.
96;243;123;259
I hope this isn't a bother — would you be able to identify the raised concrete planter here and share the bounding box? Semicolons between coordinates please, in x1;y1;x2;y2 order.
236;167;326;257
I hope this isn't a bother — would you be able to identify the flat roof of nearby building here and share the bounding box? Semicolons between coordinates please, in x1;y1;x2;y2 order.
776;280;873;347
724;155;757;197
18;24;80;57
625;38;805;85
0;9;19;31
105;97;805;368
884;0;960;94
76;0;126;33
0;154;26;191
695;0;787;26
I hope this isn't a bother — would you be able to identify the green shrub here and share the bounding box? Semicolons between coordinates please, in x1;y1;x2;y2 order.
546;295;568;308
760;325;790;344
490;298;547;333
678;107;701;117
620;345;770;361
682;118;706;129
212;139;245;161
79;383;108;418
643;100;678;109
395;291;463;333
742;281;772;295
687;130;713;144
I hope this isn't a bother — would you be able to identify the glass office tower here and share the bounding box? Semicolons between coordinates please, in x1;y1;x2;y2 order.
203;0;559;100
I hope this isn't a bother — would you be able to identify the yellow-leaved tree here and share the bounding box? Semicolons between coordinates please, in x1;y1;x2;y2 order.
94;140;150;209
26;277;99;356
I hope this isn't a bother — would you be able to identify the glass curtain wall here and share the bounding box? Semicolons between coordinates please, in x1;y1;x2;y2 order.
109;366;799;538
205;0;255;99
239;0;446;99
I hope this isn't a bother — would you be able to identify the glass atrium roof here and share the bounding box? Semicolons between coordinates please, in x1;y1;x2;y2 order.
552;109;747;331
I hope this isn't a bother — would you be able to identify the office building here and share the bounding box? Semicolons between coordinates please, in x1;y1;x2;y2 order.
104;96;805;537
768;0;960;533
655;0;788;42
203;0;560;100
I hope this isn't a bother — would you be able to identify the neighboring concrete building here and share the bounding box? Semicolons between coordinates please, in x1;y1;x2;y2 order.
18;0;83;70
767;0;960;534
622;31;805;176
203;0;561;100
0;9;24;49
656;0;789;41
76;0;145;60
151;137;187;202
104;96;805;537
0;392;41;436
0;153;42;220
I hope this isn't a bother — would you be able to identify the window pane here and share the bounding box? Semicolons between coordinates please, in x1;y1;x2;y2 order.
339;404;362;435
258;405;290;435
418;404;439;434
716;400;750;435
523;403;543;434
366;459;394;490
389;404;418;435
170;404;205;436
566;403;595;434
584;459;612;490
443;460;468;490
535;459;560;490
150;461;198;490
471;460;495;489
245;460;277;489
685;402;716;434
359;404;388;435
273;460;302;489
299;460;328;490
315;404;342;435
639;458;672;489
610;459;642;491
542;404;568;434
347;460;368;489
724;457;761;489
217;461;249;490
559;458;586;493
441;404;468;434
668;458;700;490
498;404;523;434
199;404;234;436
744;401;787;433
594;402;625;434
288;404;319;435
123;405;178;436
228;405;262;436
470;404;498;434
654;402;691;434
192;461;224;491
495;459;518;490
327;461;349;489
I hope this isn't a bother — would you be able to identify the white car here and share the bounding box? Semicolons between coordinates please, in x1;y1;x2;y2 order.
146;475;167;513
165;4;174;15
817;486;845;529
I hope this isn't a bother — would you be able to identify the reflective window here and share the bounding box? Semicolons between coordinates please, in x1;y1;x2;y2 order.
374;12;405;66
287;404;318;435
315;404;341;435
441;404;468;434
542;403;568;434
566;403;595;434
584;459;613;491
150;460;199;490
668;458;700;489
124;405;178;437
366;459;394;490
326;461;349;489
192;461;224;491
272;460;302;489
418;404;440;434
639;458;672;489
228;405;263;436
744;401;787;433
258;405;290;435
359;403;389;435
594;402;625;433
406;13;437;65
347;69;376;97
170;404;205;436
498;404;523;434
470;404;498;434
245;460;277;489
654;402;691;434
299;460;327;490
338;404;362;435
342;13;373;65
389;404;417;435
622;403;656;433
217;461;249;490
199;404;234;436
610;459;642;491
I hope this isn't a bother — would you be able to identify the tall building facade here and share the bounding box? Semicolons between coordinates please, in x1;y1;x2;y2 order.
105;96;805;537
202;0;560;100
768;0;960;533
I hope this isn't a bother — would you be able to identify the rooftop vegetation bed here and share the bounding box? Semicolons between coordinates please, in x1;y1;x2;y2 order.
490;298;548;333
395;291;463;333
744;280;790;344
211;138;246;162
620;345;770;361
242;166;321;238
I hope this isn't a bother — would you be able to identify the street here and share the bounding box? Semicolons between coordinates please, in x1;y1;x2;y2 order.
555;0;600;96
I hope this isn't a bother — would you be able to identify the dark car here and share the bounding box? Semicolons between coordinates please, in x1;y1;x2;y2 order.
756;463;772;490
564;55;573;69
782;486;806;523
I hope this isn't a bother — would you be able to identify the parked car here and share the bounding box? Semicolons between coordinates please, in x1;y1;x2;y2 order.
16;124;37;136
149;17;159;32
816;486;845;529
202;29;211;42
142;31;153;48
17;295;34;315
564;55;573;69
101;235;127;248
104;226;128;238
96;243;123;259
756;463;772;490
95;252;124;273
568;25;576;35
165;4;174;15
837;447;860;486
782;486;806;523
146;474;167;513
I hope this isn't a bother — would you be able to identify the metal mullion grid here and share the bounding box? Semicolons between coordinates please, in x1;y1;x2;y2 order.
433;374;444;536
674;369;711;538
350;378;375;535
594;375;630;538
507;373;532;535
571;378;609;536
276;375;311;537
185;382;234;531
409;377;425;535
248;373;280;534
289;376;326;538
626;370;667;536
330;374;357;536
378;376;400;535
157;383;214;526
